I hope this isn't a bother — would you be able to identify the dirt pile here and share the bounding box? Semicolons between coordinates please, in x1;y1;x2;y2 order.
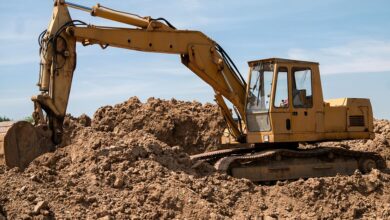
91;97;225;154
0;97;389;219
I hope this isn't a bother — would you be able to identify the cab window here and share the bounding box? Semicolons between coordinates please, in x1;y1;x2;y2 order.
247;63;273;112
274;67;288;108
292;67;313;108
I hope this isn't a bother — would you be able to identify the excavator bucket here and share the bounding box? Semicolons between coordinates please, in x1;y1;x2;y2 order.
0;121;54;170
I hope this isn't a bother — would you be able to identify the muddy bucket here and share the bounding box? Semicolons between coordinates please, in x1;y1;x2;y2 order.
0;121;54;170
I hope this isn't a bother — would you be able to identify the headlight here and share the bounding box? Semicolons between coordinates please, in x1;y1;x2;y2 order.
263;135;269;142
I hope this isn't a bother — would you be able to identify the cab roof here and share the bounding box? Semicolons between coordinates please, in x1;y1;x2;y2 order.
247;58;319;67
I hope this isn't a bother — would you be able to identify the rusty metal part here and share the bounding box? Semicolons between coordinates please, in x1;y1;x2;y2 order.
191;147;386;182
0;121;54;170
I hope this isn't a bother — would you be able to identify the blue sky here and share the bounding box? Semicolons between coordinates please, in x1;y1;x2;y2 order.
0;0;390;119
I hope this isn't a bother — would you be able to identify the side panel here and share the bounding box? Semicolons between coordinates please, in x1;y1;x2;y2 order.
315;112;325;133
324;105;347;132
346;99;373;133
291;108;316;133
323;98;374;140
271;113;291;134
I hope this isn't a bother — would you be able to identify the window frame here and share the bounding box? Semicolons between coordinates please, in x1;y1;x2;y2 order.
246;64;274;113
273;66;289;109
291;66;314;109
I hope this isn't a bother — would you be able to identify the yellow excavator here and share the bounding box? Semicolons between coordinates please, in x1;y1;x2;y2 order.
0;1;385;181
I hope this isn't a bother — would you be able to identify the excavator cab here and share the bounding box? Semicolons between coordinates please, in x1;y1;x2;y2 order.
245;58;319;144
244;58;374;145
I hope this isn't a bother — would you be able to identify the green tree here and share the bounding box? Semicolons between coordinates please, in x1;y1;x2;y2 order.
0;116;11;122
24;116;34;123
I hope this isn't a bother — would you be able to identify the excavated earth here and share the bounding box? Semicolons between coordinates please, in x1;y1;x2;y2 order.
0;97;389;219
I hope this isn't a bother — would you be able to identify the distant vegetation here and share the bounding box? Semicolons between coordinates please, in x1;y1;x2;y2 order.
0;116;35;123
0;116;11;122
24;116;34;123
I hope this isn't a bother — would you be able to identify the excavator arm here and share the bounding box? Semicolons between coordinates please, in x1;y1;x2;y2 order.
35;0;248;145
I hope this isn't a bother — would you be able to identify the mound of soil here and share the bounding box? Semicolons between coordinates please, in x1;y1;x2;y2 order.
91;97;225;155
0;97;389;219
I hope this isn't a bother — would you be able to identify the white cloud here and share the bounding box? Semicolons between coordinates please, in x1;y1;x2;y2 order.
287;40;390;74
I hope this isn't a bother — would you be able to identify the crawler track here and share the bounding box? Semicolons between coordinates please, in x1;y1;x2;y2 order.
191;146;386;182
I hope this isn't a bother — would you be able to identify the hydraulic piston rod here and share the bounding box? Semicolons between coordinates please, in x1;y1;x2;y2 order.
63;1;149;28
64;1;92;12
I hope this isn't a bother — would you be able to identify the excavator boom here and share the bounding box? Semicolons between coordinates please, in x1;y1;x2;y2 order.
42;1;247;140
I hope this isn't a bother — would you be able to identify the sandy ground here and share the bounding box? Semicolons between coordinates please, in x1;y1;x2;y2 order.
0;97;389;219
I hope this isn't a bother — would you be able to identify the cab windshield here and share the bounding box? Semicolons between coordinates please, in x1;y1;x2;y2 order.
247;63;274;113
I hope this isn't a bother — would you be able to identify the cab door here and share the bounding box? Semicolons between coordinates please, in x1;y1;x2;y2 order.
290;66;316;133
271;66;292;135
